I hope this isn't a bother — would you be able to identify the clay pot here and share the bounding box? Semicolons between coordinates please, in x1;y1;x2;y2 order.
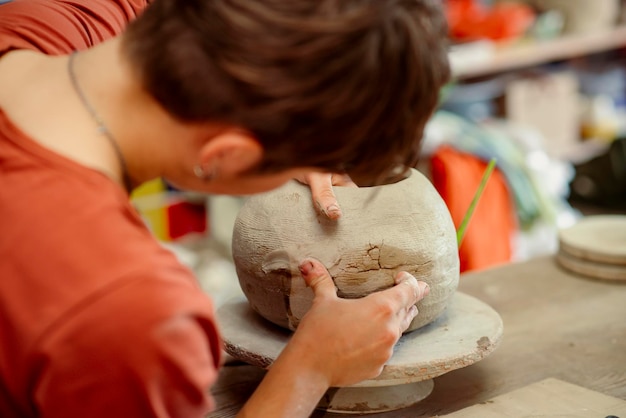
231;168;460;332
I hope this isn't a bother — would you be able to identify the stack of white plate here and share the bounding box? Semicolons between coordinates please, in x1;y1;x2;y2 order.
557;215;626;281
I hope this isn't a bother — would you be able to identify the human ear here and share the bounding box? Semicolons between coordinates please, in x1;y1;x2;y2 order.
197;130;263;179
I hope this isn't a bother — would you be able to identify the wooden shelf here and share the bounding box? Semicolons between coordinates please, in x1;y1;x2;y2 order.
451;25;626;79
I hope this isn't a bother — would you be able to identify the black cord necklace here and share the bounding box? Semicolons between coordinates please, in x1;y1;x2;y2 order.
67;52;133;192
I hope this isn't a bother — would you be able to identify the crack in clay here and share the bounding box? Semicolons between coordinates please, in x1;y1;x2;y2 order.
366;244;382;269
339;244;437;275
342;262;433;275
355;267;388;274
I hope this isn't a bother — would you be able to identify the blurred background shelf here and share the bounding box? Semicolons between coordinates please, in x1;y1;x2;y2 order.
451;25;626;79
433;0;626;270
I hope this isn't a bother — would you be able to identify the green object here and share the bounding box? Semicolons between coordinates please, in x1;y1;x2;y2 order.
456;158;497;246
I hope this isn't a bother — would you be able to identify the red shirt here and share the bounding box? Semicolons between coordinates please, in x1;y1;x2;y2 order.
0;0;146;55
0;1;222;417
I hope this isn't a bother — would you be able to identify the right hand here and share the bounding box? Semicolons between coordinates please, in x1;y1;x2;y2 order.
295;172;357;220
289;258;430;388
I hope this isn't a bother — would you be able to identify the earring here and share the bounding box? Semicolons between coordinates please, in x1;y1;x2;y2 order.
194;164;217;181
193;165;206;179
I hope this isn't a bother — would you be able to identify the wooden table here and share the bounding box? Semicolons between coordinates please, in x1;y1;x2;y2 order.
207;255;626;417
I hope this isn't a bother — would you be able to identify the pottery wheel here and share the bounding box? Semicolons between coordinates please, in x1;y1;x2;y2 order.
217;292;503;414
557;215;626;281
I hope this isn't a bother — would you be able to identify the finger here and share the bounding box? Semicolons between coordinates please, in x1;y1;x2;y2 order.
398;304;419;333
304;173;343;220
330;173;358;188
387;272;430;309
292;174;307;185
299;258;338;299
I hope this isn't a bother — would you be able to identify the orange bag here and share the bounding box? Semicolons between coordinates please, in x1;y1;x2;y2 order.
430;145;517;272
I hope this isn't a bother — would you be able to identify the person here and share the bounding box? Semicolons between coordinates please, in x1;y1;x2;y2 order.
0;0;450;417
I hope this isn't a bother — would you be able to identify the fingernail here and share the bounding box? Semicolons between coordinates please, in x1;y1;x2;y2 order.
325;204;341;219
326;204;340;214
299;260;314;276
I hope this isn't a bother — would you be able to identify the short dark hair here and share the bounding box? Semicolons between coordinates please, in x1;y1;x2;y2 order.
122;0;450;185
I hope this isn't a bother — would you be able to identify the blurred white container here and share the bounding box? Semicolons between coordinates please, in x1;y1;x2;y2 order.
523;0;619;34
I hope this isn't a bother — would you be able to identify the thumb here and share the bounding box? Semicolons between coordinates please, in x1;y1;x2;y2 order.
299;258;337;299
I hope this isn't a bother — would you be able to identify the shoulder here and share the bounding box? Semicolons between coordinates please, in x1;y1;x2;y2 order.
0;0;151;56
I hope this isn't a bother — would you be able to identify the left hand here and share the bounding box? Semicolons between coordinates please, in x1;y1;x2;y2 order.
296;173;357;220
